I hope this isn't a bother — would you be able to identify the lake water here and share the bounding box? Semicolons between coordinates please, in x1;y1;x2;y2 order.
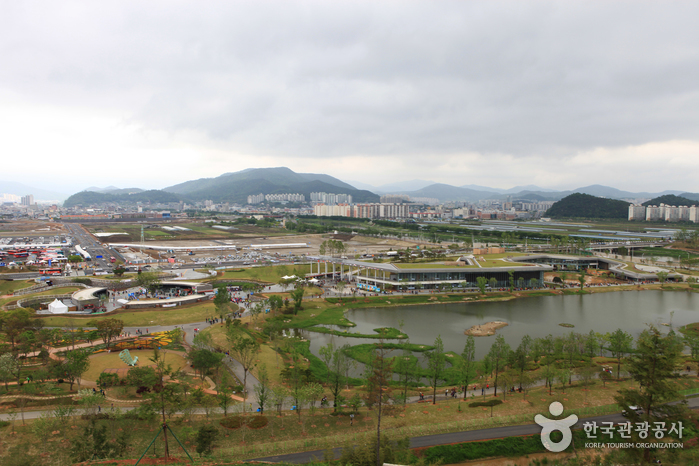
304;290;699;360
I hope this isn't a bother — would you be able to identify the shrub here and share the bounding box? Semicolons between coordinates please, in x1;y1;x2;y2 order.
219;416;244;429
247;416;269;429
196;425;219;457
468;399;503;408
0;420;10;428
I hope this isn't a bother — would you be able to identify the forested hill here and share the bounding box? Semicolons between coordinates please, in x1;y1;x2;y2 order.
63;190;182;207
642;194;698;207
545;193;630;219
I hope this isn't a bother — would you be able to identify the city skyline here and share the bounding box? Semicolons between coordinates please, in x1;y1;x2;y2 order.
2;1;699;193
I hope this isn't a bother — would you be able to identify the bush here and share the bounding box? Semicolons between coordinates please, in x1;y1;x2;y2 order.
247;416;268;429
219;416;244;429
72;278;92;285
468;399;503;408
0;420;10;428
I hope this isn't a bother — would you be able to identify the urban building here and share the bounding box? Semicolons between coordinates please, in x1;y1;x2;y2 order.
21;194;34;206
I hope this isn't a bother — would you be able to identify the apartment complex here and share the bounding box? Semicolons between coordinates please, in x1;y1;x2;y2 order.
629;203;697;222
313;202;408;219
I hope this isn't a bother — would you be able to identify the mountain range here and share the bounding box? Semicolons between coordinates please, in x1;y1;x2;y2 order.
15;167;699;206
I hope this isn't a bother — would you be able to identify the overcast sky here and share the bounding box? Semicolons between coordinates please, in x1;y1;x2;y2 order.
2;1;699;194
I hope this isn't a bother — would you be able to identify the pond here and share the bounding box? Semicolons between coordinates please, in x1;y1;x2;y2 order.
304;290;699;360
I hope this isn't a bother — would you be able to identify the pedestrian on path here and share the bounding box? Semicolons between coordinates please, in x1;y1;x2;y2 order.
350;414;354;426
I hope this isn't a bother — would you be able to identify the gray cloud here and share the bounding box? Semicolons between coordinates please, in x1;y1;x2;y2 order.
2;1;699;190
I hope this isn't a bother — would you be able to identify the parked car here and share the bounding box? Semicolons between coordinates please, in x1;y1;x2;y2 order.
622;406;644;417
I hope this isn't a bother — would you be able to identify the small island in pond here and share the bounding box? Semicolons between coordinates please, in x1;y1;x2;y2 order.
465;321;508;336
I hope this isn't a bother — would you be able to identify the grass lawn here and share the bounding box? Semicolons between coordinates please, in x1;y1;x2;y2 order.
0;279;34;295
144;230;173;237
40;301;227;327
219;264;313;283
1;286;81;307
81;349;188;383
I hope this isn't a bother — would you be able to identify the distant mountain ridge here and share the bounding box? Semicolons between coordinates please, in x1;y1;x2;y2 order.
163;167;379;204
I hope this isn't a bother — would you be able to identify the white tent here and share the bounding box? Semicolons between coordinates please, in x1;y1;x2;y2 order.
48;299;68;314
281;275;298;280
308;278;319;283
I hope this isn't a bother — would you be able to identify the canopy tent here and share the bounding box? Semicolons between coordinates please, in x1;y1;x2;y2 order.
281;275;298;280
307;278;319;283
48;299;68;314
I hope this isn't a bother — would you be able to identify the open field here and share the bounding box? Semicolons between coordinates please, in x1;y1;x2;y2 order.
0;279;34;295
39;301;226;327
81;350;188;383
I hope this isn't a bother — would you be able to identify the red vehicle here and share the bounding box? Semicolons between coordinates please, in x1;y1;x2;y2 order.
39;268;62;275
7;249;28;258
110;256;116;263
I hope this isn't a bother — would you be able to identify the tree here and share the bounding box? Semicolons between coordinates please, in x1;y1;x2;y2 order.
267;295;283;316
615;326;685;463
507;270;515;292
216;370;235;417
578;268;587;292
290;287;305;314
93;318;124;350
2;309;41;351
304;381;324;417
0;353;18;390
63;349;91;390
319;340;335;386
189;348;224;381
227;329;259;411
488;277;498;290
541;363;557;396
608;328;633;379
135;271;161;294
476;276;487;294
577;364;597;404
147;348;182;459
363;342;394;466
195;425;219;457
508;338;530;391
656;271;669;283
487;334;511;396
253;364;271;415
425;335;446;405
458;336;476;399
113;266;126;277
213;286;233;319
395;343;418;406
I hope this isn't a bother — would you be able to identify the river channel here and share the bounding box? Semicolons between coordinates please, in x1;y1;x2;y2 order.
303;290;699;361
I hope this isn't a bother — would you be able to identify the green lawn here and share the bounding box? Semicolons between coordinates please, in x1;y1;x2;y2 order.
0;279;34;295
219;264;313;283
39;301;230;327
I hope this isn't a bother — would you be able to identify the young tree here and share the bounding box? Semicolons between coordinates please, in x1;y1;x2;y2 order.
577;364;597;404
214;285;233;320
227;329;259;412
425;335;446;405
395;343;418;406
507;270;515;292
459;336;476;399
487;334;511;396
510;335;532;389
608;328;634;379
216;370;235;417
363;342;394;466
253;364;271;415
476;276;488;294
578;268;587;291
615;326;685;463
656;271;669;283
0;353;19;390
290;287;305;314
541;363;557;396
147;348;182;459
318;340;335;386
488;277;498;290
